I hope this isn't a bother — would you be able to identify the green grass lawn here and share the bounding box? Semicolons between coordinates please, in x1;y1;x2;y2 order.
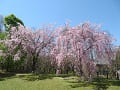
0;73;120;90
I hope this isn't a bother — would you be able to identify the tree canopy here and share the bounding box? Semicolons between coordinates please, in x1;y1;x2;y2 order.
4;14;24;31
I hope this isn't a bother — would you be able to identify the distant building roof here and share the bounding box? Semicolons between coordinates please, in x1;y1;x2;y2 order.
94;56;110;65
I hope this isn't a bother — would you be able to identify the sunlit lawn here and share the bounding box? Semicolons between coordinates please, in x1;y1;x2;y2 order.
0;73;120;90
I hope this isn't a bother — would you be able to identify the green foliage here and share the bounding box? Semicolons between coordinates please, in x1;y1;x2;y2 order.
0;54;25;72
3;55;14;72
0;32;7;52
0;32;7;39
0;44;6;51
4;14;24;31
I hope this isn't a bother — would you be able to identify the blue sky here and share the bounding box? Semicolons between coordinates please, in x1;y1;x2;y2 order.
0;0;120;45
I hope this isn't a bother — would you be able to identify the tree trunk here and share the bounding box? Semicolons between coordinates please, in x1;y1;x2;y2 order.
56;69;60;75
32;56;36;72
106;73;109;79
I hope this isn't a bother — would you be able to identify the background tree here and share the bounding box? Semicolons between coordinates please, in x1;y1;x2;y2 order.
109;46;120;79
4;14;24;31
0;14;24;72
115;46;120;70
0;15;3;32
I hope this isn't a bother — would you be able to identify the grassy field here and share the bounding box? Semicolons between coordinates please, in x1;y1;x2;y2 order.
0;73;120;90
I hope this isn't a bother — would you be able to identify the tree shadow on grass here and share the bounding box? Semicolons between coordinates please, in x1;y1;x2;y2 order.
57;74;73;78
68;77;120;90
17;74;57;81
0;77;5;81
69;81;90;88
38;74;56;80
0;72;16;81
109;80;120;86
92;77;110;90
17;74;73;81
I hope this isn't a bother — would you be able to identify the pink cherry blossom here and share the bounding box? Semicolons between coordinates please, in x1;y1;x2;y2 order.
52;22;114;79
